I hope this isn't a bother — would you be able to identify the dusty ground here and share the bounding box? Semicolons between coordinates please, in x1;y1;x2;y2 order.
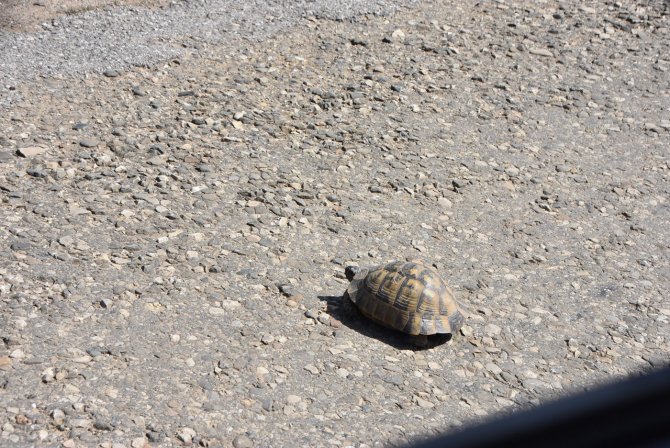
0;0;669;447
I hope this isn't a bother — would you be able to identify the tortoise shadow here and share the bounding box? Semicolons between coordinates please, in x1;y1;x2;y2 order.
318;294;452;351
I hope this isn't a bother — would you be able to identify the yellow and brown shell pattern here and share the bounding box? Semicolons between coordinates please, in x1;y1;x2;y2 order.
346;261;464;336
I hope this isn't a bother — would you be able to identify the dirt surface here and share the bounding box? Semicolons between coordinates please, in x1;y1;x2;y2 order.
0;0;170;32
1;0;669;447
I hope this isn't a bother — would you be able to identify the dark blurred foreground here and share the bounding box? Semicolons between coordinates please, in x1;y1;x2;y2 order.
411;366;670;448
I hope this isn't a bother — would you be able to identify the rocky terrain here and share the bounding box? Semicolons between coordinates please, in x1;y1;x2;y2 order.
0;0;669;447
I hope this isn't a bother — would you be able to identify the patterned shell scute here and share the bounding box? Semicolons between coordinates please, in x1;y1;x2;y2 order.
348;261;463;336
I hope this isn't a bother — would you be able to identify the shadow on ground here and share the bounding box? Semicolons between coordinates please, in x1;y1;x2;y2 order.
318;295;452;351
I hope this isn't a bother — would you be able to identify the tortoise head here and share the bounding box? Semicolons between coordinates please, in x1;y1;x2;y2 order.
345;265;361;282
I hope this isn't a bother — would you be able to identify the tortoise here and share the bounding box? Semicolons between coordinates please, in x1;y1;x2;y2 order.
343;260;464;347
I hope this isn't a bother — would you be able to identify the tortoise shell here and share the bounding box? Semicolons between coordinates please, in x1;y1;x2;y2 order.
345;260;463;336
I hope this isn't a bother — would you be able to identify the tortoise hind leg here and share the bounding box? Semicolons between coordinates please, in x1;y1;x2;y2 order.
408;333;452;349
408;334;429;348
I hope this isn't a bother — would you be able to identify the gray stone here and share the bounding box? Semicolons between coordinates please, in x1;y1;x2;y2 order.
17;146;47;157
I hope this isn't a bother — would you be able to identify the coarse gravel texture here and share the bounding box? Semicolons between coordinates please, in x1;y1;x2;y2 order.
1;0;670;447
0;0;171;32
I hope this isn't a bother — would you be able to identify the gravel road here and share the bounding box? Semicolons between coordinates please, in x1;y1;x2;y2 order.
1;0;669;447
0;0;417;108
